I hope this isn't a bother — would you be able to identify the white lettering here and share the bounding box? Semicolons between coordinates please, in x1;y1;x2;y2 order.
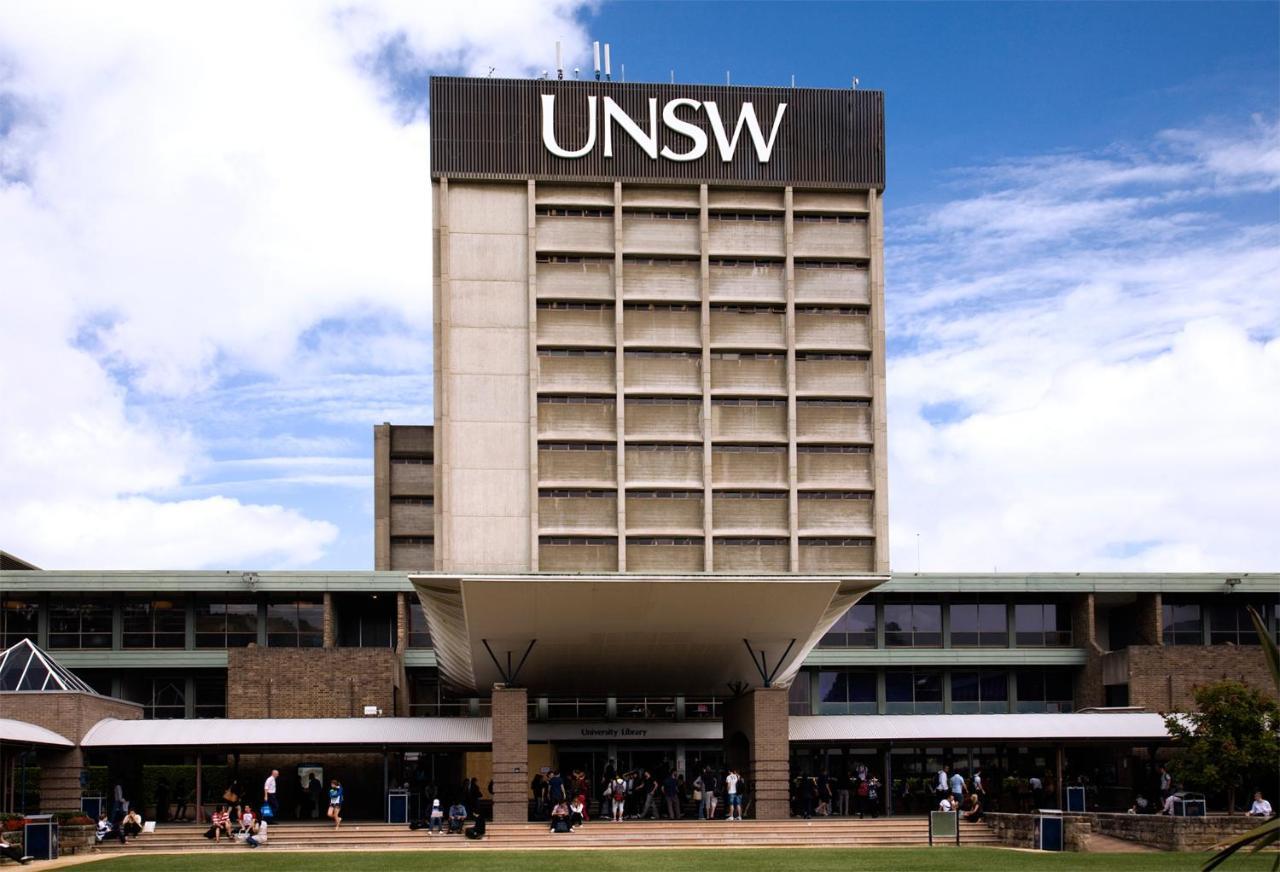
703;101;788;163
539;95;786;163
603;97;659;159
659;98;708;162
541;94;597;159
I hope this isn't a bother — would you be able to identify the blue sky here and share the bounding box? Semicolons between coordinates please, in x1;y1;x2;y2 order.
0;2;1276;572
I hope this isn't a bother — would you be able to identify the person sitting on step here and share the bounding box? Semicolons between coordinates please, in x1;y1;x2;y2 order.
549;800;571;833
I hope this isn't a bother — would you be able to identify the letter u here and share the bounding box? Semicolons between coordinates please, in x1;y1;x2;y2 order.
542;94;597;159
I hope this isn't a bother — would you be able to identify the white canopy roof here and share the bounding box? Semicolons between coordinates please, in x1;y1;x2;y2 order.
413;573;883;696
789;712;1174;744
0;718;75;748
81;717;492;749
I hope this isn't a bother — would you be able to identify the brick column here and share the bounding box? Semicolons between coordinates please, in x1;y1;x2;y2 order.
38;748;85;811
1071;593;1106;709
490;686;528;823
1135;593;1163;646
722;687;790;820
322;592;336;648
395;593;409;653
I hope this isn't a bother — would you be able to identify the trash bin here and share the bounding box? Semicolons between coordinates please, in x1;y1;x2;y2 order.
82;795;105;819
387;790;410;824
1172;792;1206;817
928;810;959;845
1036;814;1063;851
23;815;59;860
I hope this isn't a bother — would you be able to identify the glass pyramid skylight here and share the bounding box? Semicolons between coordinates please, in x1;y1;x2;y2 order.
0;638;99;694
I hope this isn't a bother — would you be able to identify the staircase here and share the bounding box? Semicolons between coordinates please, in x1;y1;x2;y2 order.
94;818;1001;853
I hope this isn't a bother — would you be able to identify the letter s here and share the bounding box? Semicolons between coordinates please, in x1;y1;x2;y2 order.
659;98;708;162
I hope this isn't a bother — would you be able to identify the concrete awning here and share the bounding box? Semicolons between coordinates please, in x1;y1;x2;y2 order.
412;573;884;696
789;712;1174;744
81;717;492;749
0;717;75;748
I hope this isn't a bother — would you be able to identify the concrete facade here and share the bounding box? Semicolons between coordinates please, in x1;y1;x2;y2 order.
373;423;435;571
432;179;889;574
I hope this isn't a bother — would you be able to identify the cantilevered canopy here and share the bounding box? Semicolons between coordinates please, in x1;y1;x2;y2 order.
789;712;1174;744
81;717;492;749
0;638;99;694
0;718;74;748
412;573;884;696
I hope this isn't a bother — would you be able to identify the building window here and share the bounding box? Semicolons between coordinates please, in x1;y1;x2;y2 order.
194;676;226;718
950;600;1009;647
884;600;942;647
148;679;186;720
0;595;39;648
820;603;876;647
1014;602;1072;647
408;601;432;648
122;595;186;649
1208;600;1275;645
335;594;394;648
817;670;877;715
194;595;258;648
1014;670;1074;713
884;669;943;714
950;670;1009;714
788;673;812;716
48;595;113;649
266;596;324;648
1162;602;1203;645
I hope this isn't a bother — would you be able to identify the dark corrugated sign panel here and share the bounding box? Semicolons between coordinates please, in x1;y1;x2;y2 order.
430;77;884;190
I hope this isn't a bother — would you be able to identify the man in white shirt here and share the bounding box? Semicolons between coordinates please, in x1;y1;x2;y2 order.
725;769;741;822
936;767;949;801
938;795;954;812
263;769;279;818
1247;792;1273;817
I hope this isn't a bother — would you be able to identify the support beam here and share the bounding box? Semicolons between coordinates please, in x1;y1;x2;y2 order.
722;687;790;819
490;686;529;823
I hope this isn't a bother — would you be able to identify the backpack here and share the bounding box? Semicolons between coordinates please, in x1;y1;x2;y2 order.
259;803;274;820
553;818;571;833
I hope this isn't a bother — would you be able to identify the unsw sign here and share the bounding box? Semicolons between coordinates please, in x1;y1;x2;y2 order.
430;77;885;189
540;94;787;163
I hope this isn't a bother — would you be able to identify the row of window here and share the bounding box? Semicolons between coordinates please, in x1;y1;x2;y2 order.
1162;599;1280;646
820;599;1071;649
0;594;432;651
539;536;872;548
539;396;869;407
536;255;869;270
792;668;1074;716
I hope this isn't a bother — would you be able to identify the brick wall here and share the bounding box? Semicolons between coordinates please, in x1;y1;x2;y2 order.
1;691;142;811
722;686;790;820
1134;593;1162;646
1070;593;1107;710
227;647;405;718
489;687;528;822
1127;645;1274;711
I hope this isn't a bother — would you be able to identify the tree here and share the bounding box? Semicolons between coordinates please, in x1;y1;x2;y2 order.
1165;677;1279;814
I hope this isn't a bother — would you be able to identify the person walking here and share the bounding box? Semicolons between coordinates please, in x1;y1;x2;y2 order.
837;770;852;816
949;770;966;809
263;769;279;819
725;768;742;821
638;771;661;820
610;774;627;822
663;770;681;820
327;779;344;829
935;765;949;804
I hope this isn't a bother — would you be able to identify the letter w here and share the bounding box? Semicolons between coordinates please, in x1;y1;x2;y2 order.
703;101;788;163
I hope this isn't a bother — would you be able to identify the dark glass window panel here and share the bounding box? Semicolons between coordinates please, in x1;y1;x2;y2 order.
818;670;848;703
978;603;1008;645
913;604;942;647
914;671;942;702
847;672;876;703
408;602;432;648
1045;670;1074;703
951;604;979;647
1163;603;1202;645
194;677;226;718
1044;603;1071;646
885;670;913;703
1014;603;1045;645
48;596;113;649
951;671;979;702
883;603;912;647
297;603;324;647
980;671;1009;702
1;596;40;648
149;680;186;720
788;673;812;715
1015;670;1045;701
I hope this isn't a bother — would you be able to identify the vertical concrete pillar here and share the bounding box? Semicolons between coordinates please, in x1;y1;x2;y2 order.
38;748;84;812
373;423;391;570
722;687;790;819
322;592;336;649
490;686;529;823
395;593;409;653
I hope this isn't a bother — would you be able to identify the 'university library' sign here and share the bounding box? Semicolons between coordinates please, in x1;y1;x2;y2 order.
430;76;885;189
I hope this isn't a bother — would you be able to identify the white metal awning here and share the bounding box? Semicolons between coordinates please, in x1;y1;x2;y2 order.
80;717;492;748
788;712;1174;744
412;573;884;696
0;717;75;748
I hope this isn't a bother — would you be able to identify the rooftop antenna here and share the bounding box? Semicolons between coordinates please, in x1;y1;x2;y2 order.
541;70;549;80
604;43;612;81
593;42;601;80
621;63;625;83
556;41;563;80
573;66;580;79
851;76;860;90
486;66;496;78
670;69;675;84
791;74;796;88
726;71;731;85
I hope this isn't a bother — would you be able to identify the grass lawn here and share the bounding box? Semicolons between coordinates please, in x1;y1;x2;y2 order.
84;847;1275;872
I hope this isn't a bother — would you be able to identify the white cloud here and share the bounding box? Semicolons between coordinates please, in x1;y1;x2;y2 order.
888;120;1280;572
0;1;591;568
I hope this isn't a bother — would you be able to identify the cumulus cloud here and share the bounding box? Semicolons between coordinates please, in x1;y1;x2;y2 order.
0;1;591;568
887;119;1280;572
